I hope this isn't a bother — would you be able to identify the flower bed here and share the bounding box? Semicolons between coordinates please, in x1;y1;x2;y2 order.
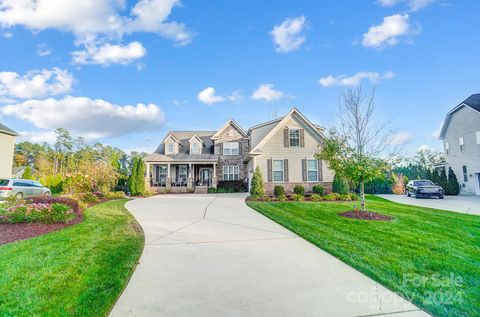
0;202;75;224
248;192;359;202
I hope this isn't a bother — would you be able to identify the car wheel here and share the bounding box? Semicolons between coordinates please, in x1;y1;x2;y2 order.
439;195;444;199
15;192;23;198
407;191;411;197
414;191;420;199
44;191;51;196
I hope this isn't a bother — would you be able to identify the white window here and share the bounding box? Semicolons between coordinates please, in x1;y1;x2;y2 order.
307;159;318;182
459;137;464;152
272;159;284;182
223;166;239;180
444;141;449;154
223;142;239;155
167;142;174;154
476;131;480;145
191;142;200;154
289;129;300;147
178;165;188;182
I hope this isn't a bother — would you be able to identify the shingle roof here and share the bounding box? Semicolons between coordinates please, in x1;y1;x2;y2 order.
152;131;217;160
439;93;480;139
0;123;19;136
462;93;480;112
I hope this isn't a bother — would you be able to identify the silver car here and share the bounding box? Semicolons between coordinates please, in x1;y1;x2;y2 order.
0;179;51;200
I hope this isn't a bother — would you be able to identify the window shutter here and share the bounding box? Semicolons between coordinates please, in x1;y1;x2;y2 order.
302;159;307;181
300;129;305;147
317;160;323;181
267;159;272;182
284;128;289;148
284;159;289;182
238;141;242;155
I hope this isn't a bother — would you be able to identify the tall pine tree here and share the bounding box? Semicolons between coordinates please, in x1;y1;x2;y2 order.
446;167;460;195
129;158;138;195
439;168;448;190
135;158;146;195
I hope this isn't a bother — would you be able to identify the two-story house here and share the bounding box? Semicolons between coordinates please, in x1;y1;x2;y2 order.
439;93;480;195
0;123;18;179
144;108;334;194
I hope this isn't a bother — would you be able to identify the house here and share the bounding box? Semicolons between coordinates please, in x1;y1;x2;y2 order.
439;93;480;195
0;123;18;179
144;108;334;194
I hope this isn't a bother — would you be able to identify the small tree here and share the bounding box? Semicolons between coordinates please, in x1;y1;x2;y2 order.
439;168;448;191
129;158;138;195
22;166;34;180
391;173;405;195
332;173;349;195
135;158;146;195
446;167;460;195
250;167;265;199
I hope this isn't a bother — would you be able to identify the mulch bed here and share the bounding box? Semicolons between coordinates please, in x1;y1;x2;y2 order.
339;210;394;221
0;213;83;245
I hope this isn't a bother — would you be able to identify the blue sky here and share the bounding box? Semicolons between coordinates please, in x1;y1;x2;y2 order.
0;0;478;154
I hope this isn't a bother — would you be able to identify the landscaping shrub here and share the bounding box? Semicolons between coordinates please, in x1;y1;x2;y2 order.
349;193;359;201
41;174;64;195
0;202;74;224
323;193;341;201
339;194;351;201
310;194;323;201
391;173;406;195
332;174;349;195
312;184;325;195
277;194;287;201
293;185;305;196
273;185;285;198
93;191;104;198
207;188;217;194
104;191;127;199
76;192;100;204
291;194;304;201
22;166;34;180
445;167;460;195
250;167;265;199
217;180;247;192
364;176;393;194
26;196;81;214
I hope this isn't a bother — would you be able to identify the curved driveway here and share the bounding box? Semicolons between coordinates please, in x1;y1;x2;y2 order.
110;194;429;317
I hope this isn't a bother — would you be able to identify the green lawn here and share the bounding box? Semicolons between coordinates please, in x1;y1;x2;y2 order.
0;199;144;317
247;196;480;317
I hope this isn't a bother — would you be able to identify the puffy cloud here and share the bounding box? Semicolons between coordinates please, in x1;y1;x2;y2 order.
197;87;225;105
319;71;394;87
390;132;413;145
251;84;284;101
430;121;443;140
1;96;165;139
377;0;435;11
0;68;74;99
72;41;146;66
16;130;57;144
362;14;414;49
270;16;306;53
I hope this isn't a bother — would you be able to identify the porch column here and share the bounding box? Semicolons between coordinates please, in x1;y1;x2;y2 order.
187;163;193;190
166;163;172;190
212;163;217;188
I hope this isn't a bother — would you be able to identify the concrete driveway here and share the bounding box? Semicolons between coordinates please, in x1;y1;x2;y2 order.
110;194;429;317
377;194;480;216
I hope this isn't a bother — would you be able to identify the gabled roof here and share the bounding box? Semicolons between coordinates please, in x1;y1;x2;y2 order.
0;123;19;136
188;134;205;145
153;131;217;160
162;133;181;144
439;93;480;139
211;119;247;140
249;107;324;154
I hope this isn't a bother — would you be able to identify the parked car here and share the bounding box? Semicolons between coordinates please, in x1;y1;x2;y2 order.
406;180;444;199
0;179;51;200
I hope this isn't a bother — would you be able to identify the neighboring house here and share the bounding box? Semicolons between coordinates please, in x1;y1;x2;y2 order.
439;93;480;195
0;123;18;179
144;108;334;194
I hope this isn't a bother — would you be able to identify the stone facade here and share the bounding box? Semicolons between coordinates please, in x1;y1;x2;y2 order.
264;182;333;195
213;123;249;181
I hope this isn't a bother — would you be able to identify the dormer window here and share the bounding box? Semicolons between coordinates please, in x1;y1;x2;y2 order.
191;142;201;154
289;129;300;147
167;142;174;154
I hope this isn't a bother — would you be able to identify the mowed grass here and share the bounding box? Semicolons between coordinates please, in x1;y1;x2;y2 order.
247;196;480;317
0;199;144;317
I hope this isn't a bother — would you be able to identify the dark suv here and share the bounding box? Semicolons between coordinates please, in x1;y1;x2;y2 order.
406;180;444;199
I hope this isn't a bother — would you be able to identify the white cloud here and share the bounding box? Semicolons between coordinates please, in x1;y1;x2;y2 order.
362;14;414;49
1;31;13;38
0;68;74;99
36;43;52;57
72;41;146;65
319;71;394;87
390;132;413;145
270;16;306;53
430;121;443;140
1;96;165;139
16;130;57;144
197;87;225;105
251;84;284;101
418;144;432;152
378;0;435;11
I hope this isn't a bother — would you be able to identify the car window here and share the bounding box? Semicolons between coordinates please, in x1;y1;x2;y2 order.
33;181;43;187
0;179;10;186
414;180;433;186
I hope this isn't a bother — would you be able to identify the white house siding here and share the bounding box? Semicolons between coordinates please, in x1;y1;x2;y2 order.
443;106;480;195
254;116;334;194
0;132;15;178
249;120;279;149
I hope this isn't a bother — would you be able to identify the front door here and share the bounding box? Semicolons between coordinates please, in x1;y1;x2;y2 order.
202;169;211;186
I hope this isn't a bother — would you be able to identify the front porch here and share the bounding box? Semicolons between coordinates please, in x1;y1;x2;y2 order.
145;162;217;193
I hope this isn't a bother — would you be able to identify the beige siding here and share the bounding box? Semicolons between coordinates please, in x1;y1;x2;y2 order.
254;117;333;184
249;121;278;149
443;106;480;195
0;133;15;178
